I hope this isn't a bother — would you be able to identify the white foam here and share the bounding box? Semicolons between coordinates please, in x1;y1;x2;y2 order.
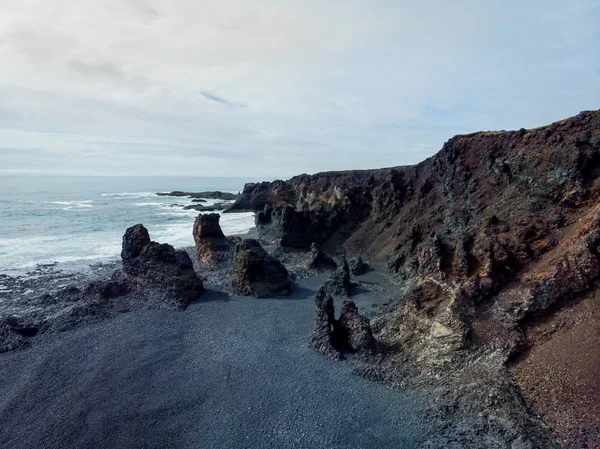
100;192;157;198
134;202;163;207
50;200;93;205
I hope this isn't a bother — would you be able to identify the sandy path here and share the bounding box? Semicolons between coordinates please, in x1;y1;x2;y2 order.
0;274;428;449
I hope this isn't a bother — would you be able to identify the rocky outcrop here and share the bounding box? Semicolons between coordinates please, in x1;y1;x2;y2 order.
193;214;232;267
253;204;328;248
338;301;377;353
227;181;296;212
184;202;231;212
307;243;337;271
310;288;376;359
121;223;151;272
310;287;342;360
322;256;354;297
121;224;204;306
157;191;238;200
230;110;600;447
348;257;368;276
232;239;293;298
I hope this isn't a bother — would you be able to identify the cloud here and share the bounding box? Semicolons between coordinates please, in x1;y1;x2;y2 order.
0;0;598;177
200;91;246;107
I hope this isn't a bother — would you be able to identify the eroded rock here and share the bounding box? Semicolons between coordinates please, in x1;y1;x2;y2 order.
310;287;342;360
232;239;293;298
307;243;337;271
311;287;377;359
323;256;354;296
338;301;377;353
193;213;232;267
121;224;204;306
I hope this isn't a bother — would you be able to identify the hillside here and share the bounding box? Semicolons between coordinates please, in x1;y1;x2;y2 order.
230;110;600;447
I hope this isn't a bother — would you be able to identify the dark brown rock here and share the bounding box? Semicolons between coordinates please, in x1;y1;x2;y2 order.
193;213;232;266
121;224;204;306
232;239;293;298
323;256;354;296
121;224;150;273
310;287;342;360
337;301;377;353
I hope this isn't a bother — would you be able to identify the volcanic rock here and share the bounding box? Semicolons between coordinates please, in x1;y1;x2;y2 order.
184;202;231;212
310;287;342;360
121;224;150;273
348;256;368;276
193;213;232;267
157;191;238;200
307;243;337;271
322;256;354;296
121;224;204;306
232;239;293;298
231;110;600;445
337;301;376;353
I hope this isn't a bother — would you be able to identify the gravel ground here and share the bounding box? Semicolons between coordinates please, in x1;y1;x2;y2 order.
0;273;429;449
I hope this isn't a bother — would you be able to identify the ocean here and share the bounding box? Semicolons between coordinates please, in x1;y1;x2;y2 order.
0;175;259;275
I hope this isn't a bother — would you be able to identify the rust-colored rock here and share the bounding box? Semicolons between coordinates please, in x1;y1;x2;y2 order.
193;213;232;267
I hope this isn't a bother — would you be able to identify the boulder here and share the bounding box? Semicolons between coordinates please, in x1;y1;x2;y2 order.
338;301;377;353
323;256;354;296
310;287;342;360
121;224;204;306
193;213;232;266
121;224;151;273
349;256;368;276
232;239;293;298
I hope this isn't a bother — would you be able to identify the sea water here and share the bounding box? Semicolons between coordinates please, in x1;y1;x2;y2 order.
0;175;260;274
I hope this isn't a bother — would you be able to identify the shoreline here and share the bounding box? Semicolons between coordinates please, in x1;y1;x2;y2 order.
0;236;555;448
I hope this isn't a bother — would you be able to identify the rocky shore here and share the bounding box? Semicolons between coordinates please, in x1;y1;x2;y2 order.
225;109;600;448
1;110;599;448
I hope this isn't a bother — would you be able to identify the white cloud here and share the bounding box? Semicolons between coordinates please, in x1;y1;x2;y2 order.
0;0;598;177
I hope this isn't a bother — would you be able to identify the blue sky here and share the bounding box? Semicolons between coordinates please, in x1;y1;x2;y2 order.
0;0;598;177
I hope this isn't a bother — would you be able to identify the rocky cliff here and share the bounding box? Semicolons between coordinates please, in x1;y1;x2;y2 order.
231;110;600;447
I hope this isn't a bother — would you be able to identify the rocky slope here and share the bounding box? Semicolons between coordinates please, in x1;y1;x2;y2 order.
230;110;600;448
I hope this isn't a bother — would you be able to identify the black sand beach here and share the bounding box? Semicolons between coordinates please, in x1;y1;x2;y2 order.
0;273;429;449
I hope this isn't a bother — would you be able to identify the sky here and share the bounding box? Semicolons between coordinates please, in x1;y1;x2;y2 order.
0;0;598;178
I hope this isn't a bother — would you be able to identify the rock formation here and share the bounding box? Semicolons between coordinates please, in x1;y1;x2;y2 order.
348;256;368;276
310;288;376;359
157;191;238;200
310;287;342;360
229;110;600;447
337;301;377;353
121;224;204;306
184;202;231;212
232;239;293;298
322;256;354;296
193;213;232;267
307;243;337;271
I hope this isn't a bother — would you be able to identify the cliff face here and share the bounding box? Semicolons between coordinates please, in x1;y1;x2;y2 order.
231;110;600;447
233;110;600;272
